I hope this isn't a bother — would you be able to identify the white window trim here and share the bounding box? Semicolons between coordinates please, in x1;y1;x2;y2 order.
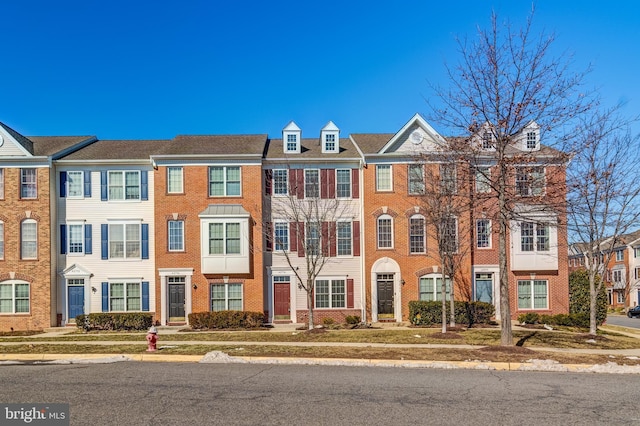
108;280;142;312
409;214;426;254
168;220;185;252
108;221;142;260
408;164;425;195
67;221;86;256
377;214;394;249
206;219;245;256
418;274;452;301
167;167;184;194
0;168;4;199
336;220;353;257
21;219;37;260
0;220;4;260
0;280;30;314
20;168;37;199
376;165;393;192
272;169;289;197
66;170;85;198
314;277;347;309
616;250;624;262
108;170;141;201
285;134;299;153
211;282;244;311
475;167;491;193
335;169;352;199
208;166;242;197
274;221;290;252
516;167;546;197
517;279;548;310
304;169;320;199
476;219;492;249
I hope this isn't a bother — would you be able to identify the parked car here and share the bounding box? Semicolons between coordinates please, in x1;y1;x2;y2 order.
627;306;640;318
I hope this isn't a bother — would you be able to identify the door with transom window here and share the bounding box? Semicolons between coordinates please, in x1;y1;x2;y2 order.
377;274;394;318
168;276;185;322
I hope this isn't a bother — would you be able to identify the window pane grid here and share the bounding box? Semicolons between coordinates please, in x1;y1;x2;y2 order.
0;283;30;313
305;170;319;198
21;221;37;259
408;164;425;195
67;171;83;197
0;168;4;198
168;220;184;251
410;217;425;253
377;217;392;248
376;165;391;191
167;167;183;193
211;283;243;311
273;170;288;195
336;169;351;198
21;169;37;198
337;222;352;256
68;224;84;253
275;223;289;251
521;222;534;251
476;219;490;248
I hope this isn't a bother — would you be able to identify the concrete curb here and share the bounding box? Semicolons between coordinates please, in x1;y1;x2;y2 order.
3;352;640;374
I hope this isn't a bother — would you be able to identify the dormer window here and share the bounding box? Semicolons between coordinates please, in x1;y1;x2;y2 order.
320;121;340;153
282;121;302;154
482;131;493;149
287;134;298;152
526;132;537;149
324;134;336;152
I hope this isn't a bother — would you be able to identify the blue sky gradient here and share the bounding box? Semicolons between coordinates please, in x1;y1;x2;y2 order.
1;1;638;140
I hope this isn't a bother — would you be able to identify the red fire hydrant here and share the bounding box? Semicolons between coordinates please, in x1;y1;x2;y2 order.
146;326;158;352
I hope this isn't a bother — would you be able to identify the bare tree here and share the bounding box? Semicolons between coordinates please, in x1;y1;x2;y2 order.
265;168;356;330
567;106;640;335
414;154;473;332
429;9;589;345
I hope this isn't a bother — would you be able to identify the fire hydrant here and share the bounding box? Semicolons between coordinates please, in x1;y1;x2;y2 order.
146;326;158;352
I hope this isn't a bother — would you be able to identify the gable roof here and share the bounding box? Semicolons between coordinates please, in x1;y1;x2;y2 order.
264;137;361;160
0;122;34;154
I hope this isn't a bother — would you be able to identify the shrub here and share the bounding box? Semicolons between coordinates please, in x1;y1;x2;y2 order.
75;313;153;331
518;312;540;324
569;269;607;326
189;311;265;330
345;315;361;325
322;317;335;326
408;301;495;327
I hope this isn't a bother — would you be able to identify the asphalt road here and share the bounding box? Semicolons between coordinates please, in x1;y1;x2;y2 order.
0;362;638;426
606;314;640;329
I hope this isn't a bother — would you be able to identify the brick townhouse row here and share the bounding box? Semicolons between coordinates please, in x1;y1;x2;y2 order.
0;114;569;331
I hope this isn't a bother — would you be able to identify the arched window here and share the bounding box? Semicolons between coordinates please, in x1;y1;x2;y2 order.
21;219;37;260
418;274;451;301
377;214;393;249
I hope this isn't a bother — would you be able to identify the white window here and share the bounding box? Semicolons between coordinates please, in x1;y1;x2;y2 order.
0;221;3;260
613;269;623;283
617;291;625;304
337;222;352;256
520;222;549;252
408;164;425;195
304;170;319;198
409;215;426;254
109;223;141;259
475;167;491;193
109;281;141;311
336;169;351;198
21;219;37;259
635;267;640;280
516;167;545;196
68;223;84;254
209;166;241;197
635;247;640;258
0;281;30;313
274;222;289;251
526;131;537;149
476;219;491;248
419;275;451;301
315;279;345;308
443;217;458;253
517;279;548;309
440;164;457;194
0;168;4;199
377;215;393;249
109;171;140;200
376;165;392;191
306;223;320;255
20;168;37;199
616;250;624;262
482;131;494;149
273;169;288;196
167;167;183;193
209;222;241;255
324;134;336;152
67;171;84;197
168;220;184;251
286;134;298;152
211;283;243;311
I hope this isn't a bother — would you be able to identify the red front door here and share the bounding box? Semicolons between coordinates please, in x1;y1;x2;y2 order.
274;282;290;317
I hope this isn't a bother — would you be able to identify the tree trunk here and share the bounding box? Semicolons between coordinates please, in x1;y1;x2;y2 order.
307;279;314;330
498;197;513;345
589;272;597;336
449;262;456;328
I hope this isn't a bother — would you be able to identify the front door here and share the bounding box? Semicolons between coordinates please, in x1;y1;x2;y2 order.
274;280;291;319
377;273;394;318
475;273;493;303
68;285;84;321
169;283;185;322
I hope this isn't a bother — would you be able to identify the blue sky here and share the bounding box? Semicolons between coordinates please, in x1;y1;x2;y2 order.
1;1;638;140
